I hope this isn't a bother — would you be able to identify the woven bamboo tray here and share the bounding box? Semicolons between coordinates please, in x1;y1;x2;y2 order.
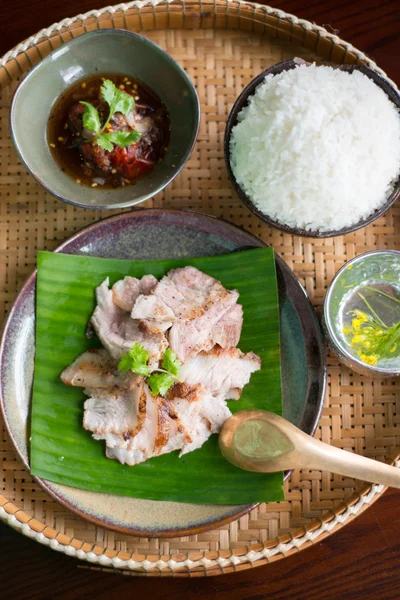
1;0;400;577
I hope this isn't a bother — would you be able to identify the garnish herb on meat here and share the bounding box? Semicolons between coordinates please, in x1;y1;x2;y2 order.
118;342;151;377
47;74;170;189
118;343;182;396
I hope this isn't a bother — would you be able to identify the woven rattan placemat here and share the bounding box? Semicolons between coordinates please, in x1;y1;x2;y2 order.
0;0;399;576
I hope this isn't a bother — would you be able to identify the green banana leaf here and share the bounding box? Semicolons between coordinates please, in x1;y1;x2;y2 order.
31;248;284;504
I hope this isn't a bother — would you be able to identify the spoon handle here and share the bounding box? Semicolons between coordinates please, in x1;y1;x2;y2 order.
302;435;400;488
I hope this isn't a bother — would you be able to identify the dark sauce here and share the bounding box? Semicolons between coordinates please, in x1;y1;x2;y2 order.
47;74;170;189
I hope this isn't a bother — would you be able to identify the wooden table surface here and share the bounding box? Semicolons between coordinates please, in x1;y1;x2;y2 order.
0;1;399;598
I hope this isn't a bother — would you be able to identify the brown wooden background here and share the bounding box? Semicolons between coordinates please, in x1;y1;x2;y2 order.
0;1;399;598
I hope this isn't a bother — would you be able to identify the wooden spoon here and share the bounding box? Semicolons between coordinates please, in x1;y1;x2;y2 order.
219;410;400;487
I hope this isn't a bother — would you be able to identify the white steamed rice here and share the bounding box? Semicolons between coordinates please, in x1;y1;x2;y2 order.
229;64;400;232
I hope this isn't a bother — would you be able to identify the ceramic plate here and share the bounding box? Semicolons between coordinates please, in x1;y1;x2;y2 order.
0;209;326;537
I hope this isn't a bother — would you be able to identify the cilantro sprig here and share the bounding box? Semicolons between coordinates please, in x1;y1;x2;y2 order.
118;342;151;377
80;79;141;151
118;343;182;396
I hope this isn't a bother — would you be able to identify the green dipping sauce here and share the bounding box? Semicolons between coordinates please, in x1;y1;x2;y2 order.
234;420;294;459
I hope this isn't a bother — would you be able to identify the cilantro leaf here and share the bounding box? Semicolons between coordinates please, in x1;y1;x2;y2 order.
108;130;141;147
162;348;181;377
96;135;114;152
147;372;175;397
100;79;116;107
96;131;141;152
128;342;150;376
113;88;135;116
116;338;180;394
101;79;135;117
118;353;133;373
117;342;150;376
79;101;101;133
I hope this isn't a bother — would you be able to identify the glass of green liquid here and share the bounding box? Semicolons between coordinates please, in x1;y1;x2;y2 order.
323;250;400;377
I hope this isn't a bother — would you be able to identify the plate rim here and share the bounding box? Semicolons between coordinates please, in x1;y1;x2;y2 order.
0;208;326;537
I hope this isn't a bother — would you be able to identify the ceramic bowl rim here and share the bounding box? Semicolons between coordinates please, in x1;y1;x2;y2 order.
224;59;400;238
323;249;400;375
9;28;200;210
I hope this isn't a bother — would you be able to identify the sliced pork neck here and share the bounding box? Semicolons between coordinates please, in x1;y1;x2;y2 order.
112;274;157;312
211;304;243;349
60;348;138;390
98;382;231;466
168;301;243;361
131;266;242;361
90;277;168;368
83;378;233;467
84;380;145;438
179;347;261;400
87;382;202;466
62;265;262;467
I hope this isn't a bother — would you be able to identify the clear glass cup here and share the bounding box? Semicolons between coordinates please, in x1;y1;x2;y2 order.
323;250;400;377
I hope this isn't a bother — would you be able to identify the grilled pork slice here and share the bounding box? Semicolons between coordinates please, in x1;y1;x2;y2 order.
196;393;232;432
91;278;168;367
60;348;138;390
83;378;147;448
105;393;231;465
132;266;228;320
85;380;229;466
211;304;243;348
131;267;240;343
166;382;231;434
169;302;245;362
139;319;173;334
180;347;262;400
103;384;192;466
175;392;233;456
112;274;157;312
